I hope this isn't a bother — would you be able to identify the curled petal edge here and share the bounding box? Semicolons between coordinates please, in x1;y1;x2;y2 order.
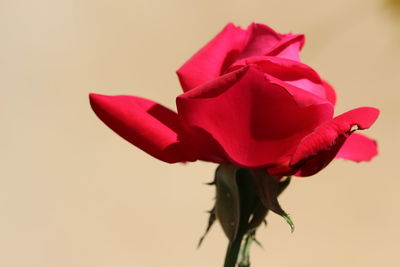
289;107;379;176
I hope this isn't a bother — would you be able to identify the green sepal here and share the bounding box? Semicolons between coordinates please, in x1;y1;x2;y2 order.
205;165;293;267
250;170;294;232
214;165;242;241
216;166;263;267
197;206;216;248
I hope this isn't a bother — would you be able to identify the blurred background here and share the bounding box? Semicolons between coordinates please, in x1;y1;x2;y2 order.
1;0;399;266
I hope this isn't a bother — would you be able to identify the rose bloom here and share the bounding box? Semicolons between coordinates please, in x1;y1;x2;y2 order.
90;23;379;177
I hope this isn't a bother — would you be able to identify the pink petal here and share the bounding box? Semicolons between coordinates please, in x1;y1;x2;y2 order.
322;80;337;105
89;93;199;163
336;133;378;162
237;23;305;62
176;23;248;92
176;65;333;168
231;56;330;102
176;23;305;93
291;107;380;176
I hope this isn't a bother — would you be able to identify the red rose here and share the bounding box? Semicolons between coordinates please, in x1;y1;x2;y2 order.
90;23;379;177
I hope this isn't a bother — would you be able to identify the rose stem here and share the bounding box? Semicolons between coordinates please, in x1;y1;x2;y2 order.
223;232;245;267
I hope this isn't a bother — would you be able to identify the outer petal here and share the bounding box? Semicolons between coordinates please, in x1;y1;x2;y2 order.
176;23;248;92
89;93;199;163
237;23;305;62
336;133;378;162
291;107;380;176
176;65;333;168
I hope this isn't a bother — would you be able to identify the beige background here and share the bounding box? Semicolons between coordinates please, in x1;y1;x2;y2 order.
1;0;399;266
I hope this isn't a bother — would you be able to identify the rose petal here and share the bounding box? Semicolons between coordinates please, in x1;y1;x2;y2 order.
89;93;199;163
322;80;337;105
176;23;248;92
176;65;333;168
291;107;380;176
237;23;305;62
177;23;306;93
232;56;330;101
336;133;378;162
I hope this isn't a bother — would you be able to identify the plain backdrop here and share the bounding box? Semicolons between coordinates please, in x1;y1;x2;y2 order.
1;0;399;266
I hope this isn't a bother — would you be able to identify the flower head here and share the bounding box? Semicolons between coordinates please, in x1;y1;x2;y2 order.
90;23;379;177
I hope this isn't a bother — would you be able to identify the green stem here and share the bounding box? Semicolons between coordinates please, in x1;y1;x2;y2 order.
238;231;254;267
223;233;244;267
